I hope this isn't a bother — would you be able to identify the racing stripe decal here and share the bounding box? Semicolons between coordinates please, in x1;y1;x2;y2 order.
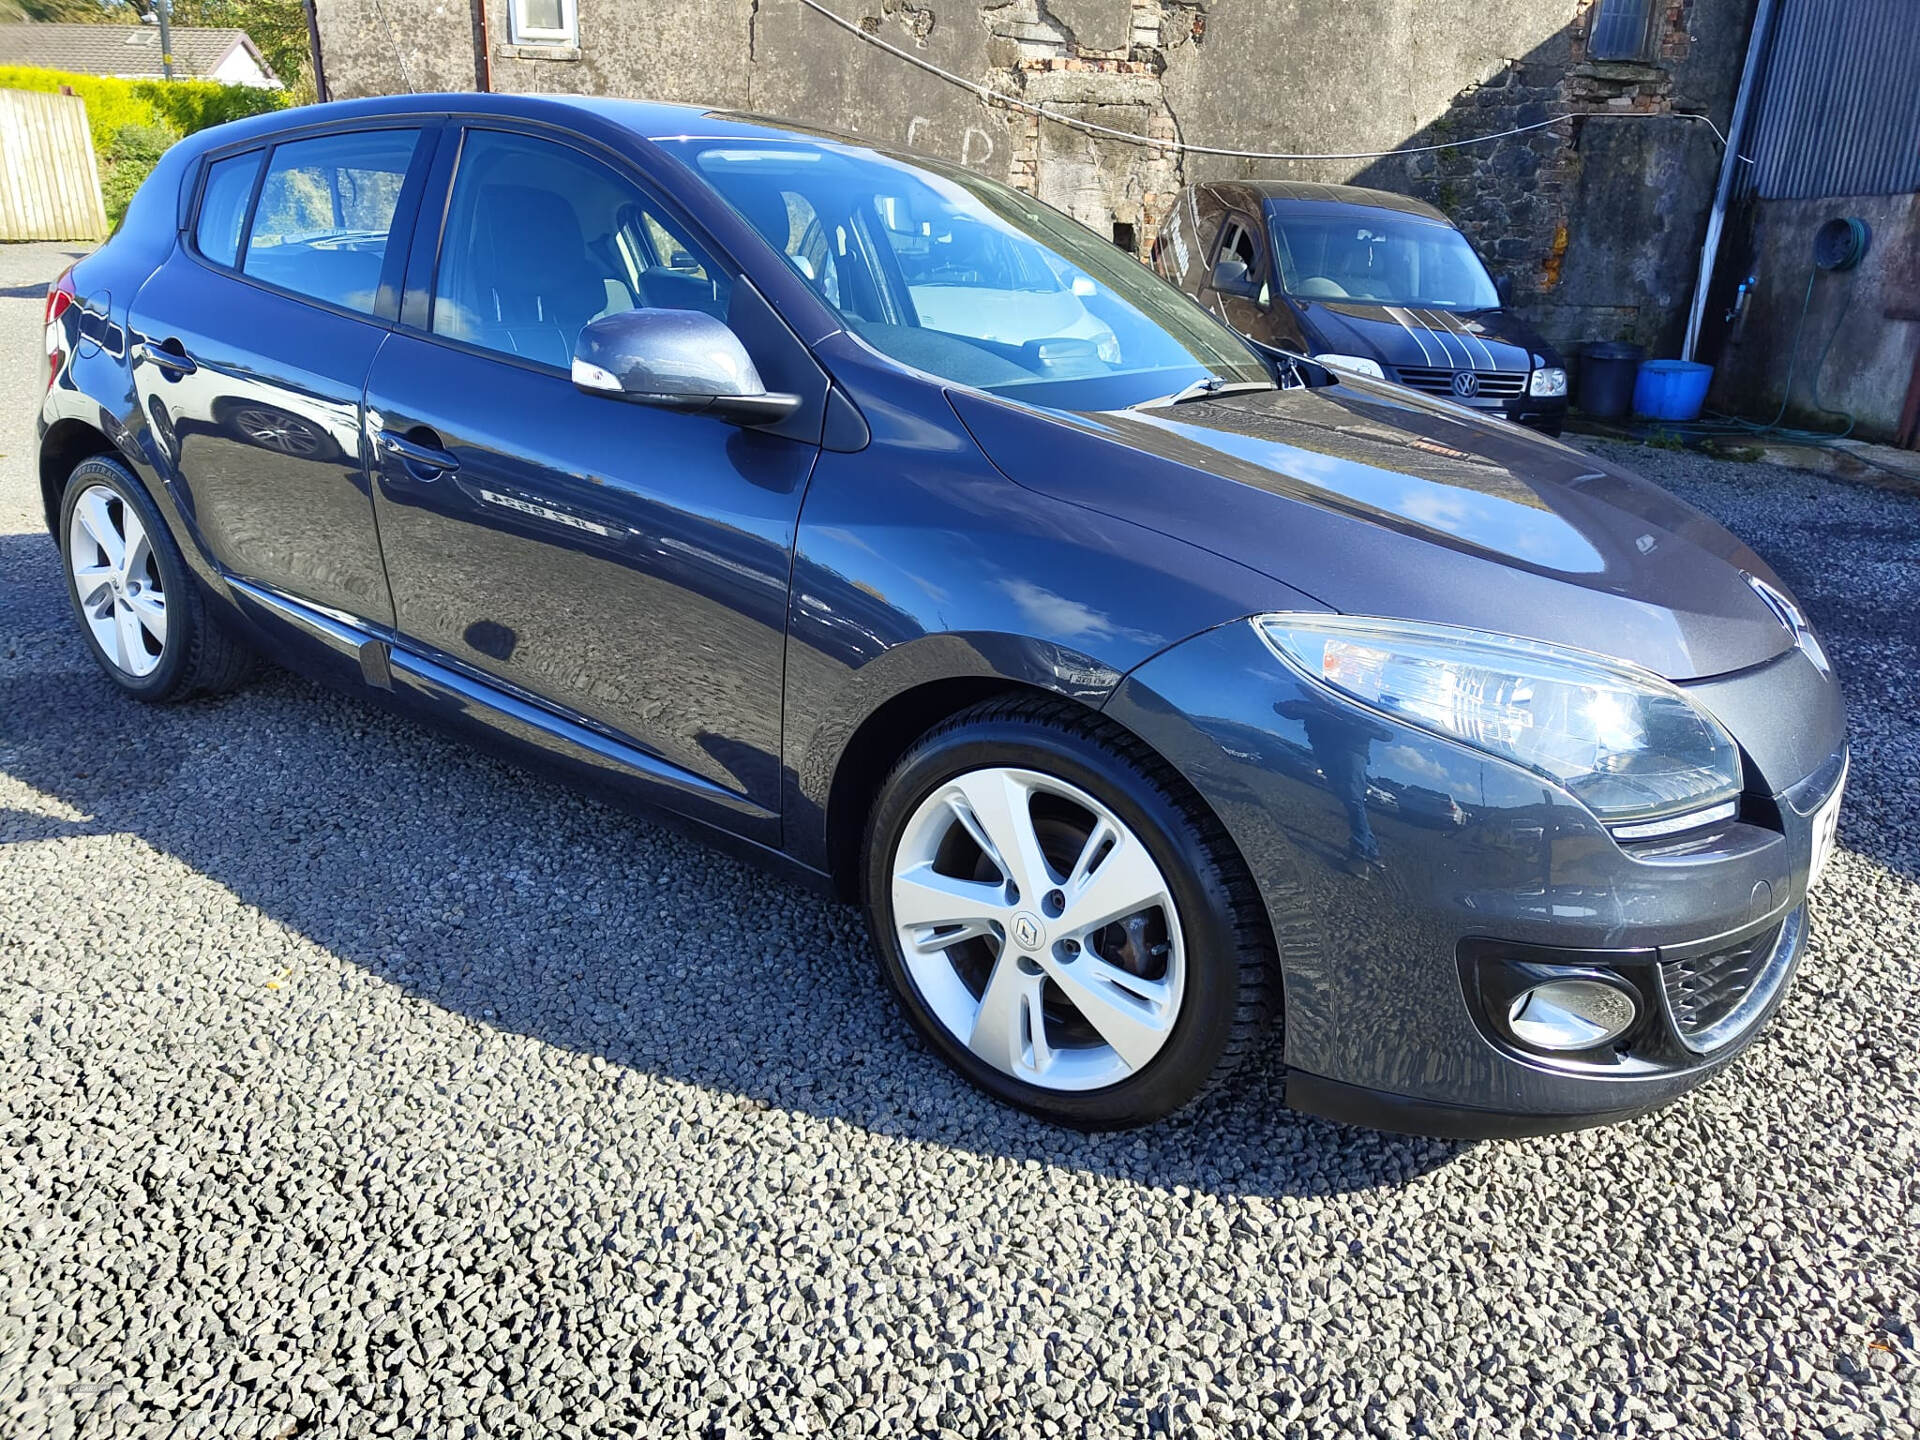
1415;309;1468;369
1386;306;1438;366
1440;307;1500;370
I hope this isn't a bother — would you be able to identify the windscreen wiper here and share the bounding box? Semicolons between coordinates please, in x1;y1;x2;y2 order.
1134;375;1276;409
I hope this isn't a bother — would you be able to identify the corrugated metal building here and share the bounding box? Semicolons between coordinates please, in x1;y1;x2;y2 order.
1741;0;1920;202
1708;0;1920;445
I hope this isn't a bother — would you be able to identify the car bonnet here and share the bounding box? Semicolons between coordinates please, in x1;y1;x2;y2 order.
948;377;1798;682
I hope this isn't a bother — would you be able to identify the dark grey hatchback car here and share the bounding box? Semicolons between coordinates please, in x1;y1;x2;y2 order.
36;96;1846;1135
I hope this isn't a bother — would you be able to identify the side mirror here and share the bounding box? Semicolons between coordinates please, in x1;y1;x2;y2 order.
571;309;800;426
1211;257;1261;300
1495;274;1515;307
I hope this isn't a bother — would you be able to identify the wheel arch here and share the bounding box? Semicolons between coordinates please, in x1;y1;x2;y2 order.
38;418;119;535
823;674;1046;902
819;671;1276;975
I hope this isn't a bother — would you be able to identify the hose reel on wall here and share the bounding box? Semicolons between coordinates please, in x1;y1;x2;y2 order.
1812;215;1870;272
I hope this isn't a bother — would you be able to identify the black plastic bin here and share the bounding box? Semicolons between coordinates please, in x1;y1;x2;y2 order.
1577;341;1645;419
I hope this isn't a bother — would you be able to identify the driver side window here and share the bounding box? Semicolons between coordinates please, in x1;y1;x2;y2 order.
431;129;730;369
1220;219;1256;272
1217;218;1270;307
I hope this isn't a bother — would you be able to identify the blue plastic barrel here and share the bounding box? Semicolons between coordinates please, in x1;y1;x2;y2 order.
1633;360;1714;421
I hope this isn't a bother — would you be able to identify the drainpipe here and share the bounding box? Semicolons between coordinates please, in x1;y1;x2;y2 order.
473;0;494;92
1681;0;1779;362
303;0;330;102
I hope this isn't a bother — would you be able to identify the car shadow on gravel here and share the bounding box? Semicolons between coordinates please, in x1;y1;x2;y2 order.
0;529;1463;1201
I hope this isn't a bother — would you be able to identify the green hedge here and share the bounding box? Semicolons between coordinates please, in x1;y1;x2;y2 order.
0;65;287;224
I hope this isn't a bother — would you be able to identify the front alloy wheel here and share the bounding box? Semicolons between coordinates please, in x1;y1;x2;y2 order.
865;697;1277;1128
891;766;1186;1091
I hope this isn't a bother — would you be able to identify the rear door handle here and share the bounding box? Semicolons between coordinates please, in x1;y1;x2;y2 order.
376;428;459;478
136;340;197;377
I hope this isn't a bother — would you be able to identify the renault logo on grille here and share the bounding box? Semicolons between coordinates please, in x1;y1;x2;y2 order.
1451;370;1480;398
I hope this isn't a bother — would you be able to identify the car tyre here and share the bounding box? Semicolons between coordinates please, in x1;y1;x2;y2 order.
59;455;254;702
863;695;1277;1129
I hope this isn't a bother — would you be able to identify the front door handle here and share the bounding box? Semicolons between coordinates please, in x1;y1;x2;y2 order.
376;428;459;478
136;339;198;377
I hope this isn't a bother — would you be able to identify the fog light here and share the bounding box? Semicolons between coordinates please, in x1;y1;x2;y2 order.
1505;978;1638;1051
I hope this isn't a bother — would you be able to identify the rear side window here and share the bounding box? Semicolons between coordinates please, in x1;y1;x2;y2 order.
241;130;420;314
195;152;262;267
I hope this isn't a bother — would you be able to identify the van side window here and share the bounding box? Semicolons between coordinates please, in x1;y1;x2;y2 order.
1216;217;1270;306
195;152;262;267
1220;219;1257;274
241;130;420;315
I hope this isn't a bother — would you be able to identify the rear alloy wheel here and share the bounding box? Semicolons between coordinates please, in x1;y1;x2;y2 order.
865;698;1276;1128
59;456;254;702
67;480;168;678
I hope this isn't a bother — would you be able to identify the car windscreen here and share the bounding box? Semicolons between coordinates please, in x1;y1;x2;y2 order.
1268;210;1500;311
659;136;1270;408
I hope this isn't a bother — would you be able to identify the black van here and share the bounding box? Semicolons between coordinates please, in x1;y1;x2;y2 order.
1154;180;1570;434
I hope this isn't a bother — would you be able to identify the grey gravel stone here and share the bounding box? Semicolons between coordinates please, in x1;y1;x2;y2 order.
2;241;1917;1439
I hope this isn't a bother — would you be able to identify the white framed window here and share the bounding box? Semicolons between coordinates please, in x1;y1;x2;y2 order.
510;0;578;46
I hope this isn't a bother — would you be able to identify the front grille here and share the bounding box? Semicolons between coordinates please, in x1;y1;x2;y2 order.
1394;366;1527;398
1660;919;1786;1049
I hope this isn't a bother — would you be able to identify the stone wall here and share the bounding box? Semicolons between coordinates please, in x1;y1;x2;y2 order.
314;0;1758;356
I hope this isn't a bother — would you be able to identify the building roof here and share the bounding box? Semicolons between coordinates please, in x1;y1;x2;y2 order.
0;22;278;83
1207;179;1451;223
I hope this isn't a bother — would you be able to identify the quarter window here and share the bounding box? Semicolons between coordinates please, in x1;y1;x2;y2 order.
194;151;262;267
510;0;578;44
240;130;420;315
431;129;730;369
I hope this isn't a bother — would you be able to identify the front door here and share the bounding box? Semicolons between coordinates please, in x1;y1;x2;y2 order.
1205;212;1285;349
130;125;433;625
364;126;821;837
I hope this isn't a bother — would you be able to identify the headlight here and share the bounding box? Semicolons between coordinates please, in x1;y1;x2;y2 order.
1529;366;1568;397
1255;614;1742;829
1312;354;1385;380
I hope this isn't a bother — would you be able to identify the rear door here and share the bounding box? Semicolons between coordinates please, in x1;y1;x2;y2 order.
130;122;437;626
362;124;825;838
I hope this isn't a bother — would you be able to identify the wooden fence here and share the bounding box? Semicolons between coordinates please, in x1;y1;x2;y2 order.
0;88;108;242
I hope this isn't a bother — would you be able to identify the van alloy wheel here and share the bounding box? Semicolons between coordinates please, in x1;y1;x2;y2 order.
889;765;1187;1092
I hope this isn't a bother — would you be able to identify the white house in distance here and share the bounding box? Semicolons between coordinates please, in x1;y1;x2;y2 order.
0;22;281;87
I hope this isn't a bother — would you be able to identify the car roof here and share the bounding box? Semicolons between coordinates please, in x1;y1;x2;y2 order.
1199;179;1452;225
175;92;876;157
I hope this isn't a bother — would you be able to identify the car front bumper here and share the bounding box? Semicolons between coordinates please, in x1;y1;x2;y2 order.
1502;394;1568;433
1452;390;1567;433
1102;619;1848;1138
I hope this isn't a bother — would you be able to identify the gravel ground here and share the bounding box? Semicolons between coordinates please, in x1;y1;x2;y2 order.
2;238;1916;1440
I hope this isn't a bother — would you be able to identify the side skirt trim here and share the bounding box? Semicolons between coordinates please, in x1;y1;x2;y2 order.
224;576;775;826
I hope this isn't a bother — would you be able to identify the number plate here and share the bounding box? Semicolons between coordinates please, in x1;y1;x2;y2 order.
1807;757;1847;891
